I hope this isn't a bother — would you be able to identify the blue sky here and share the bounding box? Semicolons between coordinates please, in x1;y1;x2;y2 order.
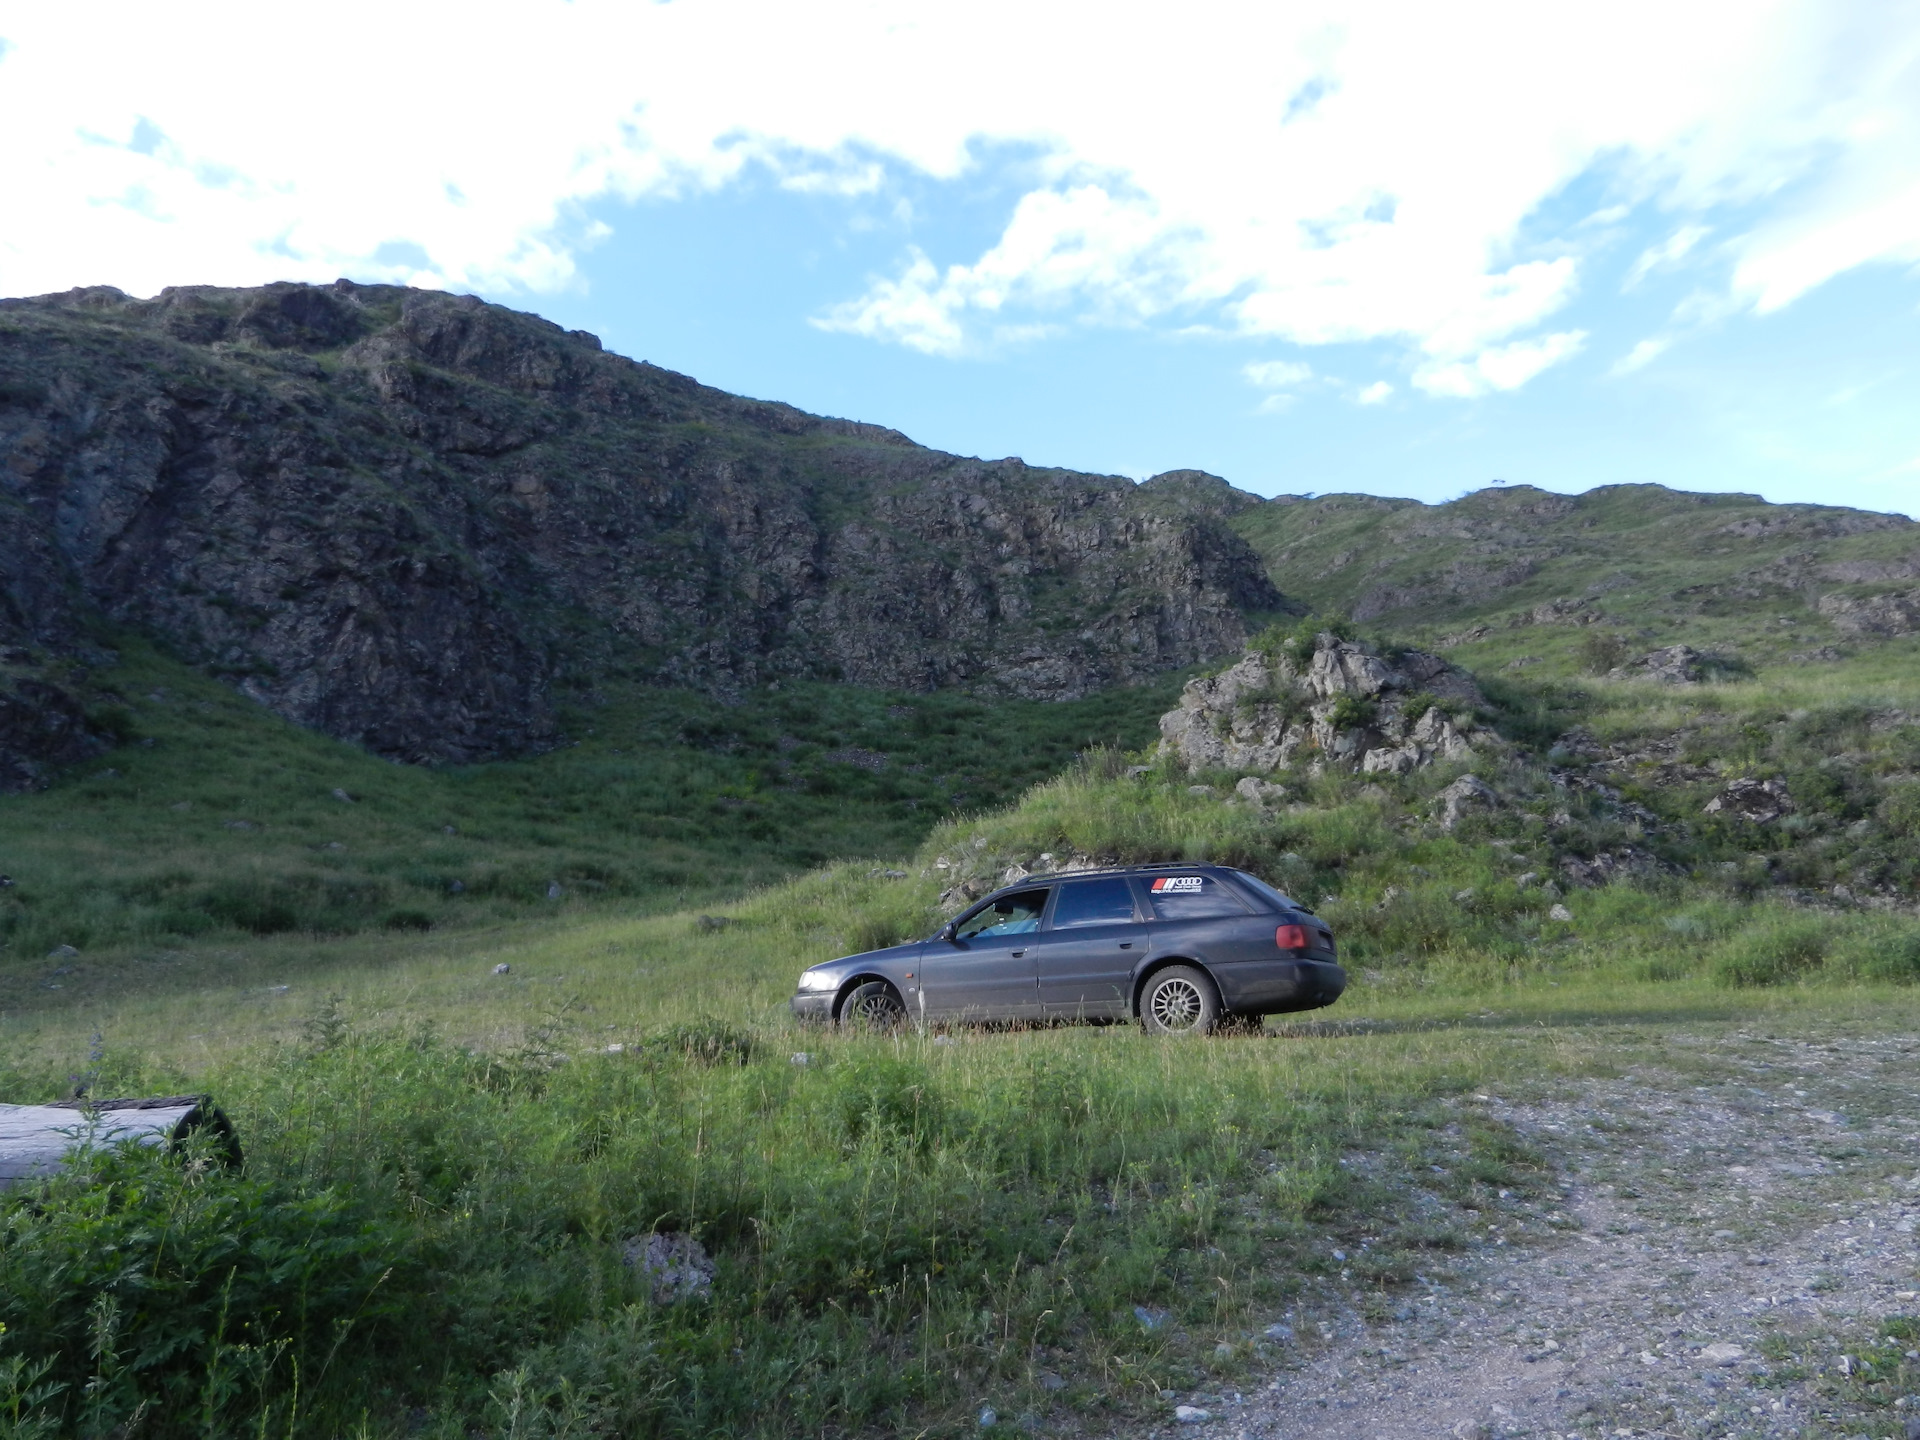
4;2;1918;517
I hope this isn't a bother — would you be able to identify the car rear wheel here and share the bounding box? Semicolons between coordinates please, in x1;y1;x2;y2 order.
839;980;907;1031
1140;965;1220;1036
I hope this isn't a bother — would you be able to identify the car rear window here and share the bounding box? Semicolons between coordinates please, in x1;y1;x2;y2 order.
1050;876;1139;928
1228;869;1298;912
1143;873;1250;920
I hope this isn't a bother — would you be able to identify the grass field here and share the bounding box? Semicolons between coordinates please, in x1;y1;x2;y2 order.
3;622;1918;1436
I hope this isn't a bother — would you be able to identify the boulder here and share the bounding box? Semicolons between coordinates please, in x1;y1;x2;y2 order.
1609;644;1705;684
1437;775;1500;830
1704;777;1792;824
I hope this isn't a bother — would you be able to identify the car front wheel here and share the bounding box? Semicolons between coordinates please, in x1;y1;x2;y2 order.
839;980;907;1031
1140;965;1220;1036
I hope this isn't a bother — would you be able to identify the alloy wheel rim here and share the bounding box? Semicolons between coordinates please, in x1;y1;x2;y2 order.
1150;979;1202;1030
854;994;902;1023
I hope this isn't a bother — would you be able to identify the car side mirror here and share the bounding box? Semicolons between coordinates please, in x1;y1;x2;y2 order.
939;921;959;944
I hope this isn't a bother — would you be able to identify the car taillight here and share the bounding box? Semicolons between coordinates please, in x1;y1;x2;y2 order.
1275;924;1308;951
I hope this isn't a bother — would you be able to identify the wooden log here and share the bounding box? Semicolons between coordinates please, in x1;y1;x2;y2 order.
0;1095;241;1191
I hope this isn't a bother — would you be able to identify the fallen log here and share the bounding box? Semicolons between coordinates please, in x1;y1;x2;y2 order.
0;1095;241;1191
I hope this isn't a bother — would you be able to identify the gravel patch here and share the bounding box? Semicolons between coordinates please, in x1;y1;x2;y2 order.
1161;1031;1920;1440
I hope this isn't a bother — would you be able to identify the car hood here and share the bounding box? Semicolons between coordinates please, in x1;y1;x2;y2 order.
803;939;928;979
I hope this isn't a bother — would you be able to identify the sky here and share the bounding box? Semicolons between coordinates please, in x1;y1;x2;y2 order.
3;2;1919;517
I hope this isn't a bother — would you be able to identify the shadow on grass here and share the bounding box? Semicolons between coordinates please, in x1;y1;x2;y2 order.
1267;1001;1750;1040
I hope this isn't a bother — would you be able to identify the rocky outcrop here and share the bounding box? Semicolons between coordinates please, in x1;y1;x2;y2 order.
0;671;110;791
1818;589;1920;638
1704;777;1792;824
1608;645;1705;685
1158;634;1489;777
0;282;1285;763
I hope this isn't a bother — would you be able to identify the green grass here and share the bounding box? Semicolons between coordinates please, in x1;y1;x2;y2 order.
0;639;1182;966
5;609;1920;1435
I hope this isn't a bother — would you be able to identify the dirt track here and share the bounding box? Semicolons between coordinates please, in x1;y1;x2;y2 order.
1153;1031;1920;1440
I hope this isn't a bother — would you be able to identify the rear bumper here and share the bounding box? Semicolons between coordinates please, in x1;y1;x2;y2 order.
1213;958;1347;1015
790;993;835;1023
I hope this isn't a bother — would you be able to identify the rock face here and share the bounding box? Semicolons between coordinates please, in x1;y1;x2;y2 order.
0;281;1285;763
1704;777;1792;824
1819;588;1920;638
1158;634;1488;777
1609;645;1705;685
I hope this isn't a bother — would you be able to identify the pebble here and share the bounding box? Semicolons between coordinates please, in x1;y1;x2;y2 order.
1701;1342;1745;1366
1264;1323;1294;1341
546;882;564;900
977;1406;996;1428
1548;903;1574;922
790;1052;811;1066
1038;1372;1065;1392
1134;1305;1169;1331
1174;1404;1212;1423
492;963;510;975
331;787;355;803
46;944;79;959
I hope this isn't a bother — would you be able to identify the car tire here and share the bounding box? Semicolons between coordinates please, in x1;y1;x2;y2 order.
839;980;907;1031
1139;965;1221;1036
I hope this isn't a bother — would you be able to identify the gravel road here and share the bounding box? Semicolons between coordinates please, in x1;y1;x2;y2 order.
1152;1029;1920;1440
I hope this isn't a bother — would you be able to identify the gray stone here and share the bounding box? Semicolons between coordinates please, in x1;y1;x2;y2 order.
492;963;510;975
45;944;78;960
1704;777;1792;824
1608;644;1705;684
1174;1404;1212;1424
623;1231;715;1304
790;1052;811;1065
546;881;564;900
1548;903;1574;922
977;1407;997;1429
1437;775;1500;830
1700;1342;1745;1366
330;787;355;803
1134;1305;1169;1331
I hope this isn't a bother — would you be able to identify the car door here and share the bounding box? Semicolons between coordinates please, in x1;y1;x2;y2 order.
918;887;1051;1021
1033;876;1143;1020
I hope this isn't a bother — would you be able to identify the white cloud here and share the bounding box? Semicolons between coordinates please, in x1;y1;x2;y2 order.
1611;337;1671;375
1356;381;1394;404
1624;225;1712;288
1;1;1917;396
1414;331;1587;398
1243;360;1314;389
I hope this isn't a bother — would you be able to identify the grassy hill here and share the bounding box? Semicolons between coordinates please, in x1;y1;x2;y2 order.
3;481;1920;1437
1232;482;1917;668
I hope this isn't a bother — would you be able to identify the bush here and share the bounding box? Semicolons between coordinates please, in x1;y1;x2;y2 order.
1712;918;1833;986
0;1141;412;1438
1576;631;1630;676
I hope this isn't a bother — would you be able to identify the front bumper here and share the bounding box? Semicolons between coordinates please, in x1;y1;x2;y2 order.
1213;958;1347;1015
790;992;835;1023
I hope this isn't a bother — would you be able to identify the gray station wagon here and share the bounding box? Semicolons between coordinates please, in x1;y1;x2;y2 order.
790;864;1344;1035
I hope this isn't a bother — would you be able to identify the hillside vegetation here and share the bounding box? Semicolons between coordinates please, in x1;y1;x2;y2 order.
4;440;1920;1435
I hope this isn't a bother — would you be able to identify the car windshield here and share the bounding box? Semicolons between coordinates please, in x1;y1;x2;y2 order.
956;889;1050;939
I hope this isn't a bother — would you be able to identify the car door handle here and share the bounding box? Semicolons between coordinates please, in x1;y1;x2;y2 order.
1119;942;1133;949
1011;949;1025;958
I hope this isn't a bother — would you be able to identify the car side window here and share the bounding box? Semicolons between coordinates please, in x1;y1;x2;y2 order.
956;888;1051;940
1143;873;1250;920
1050;877;1138;928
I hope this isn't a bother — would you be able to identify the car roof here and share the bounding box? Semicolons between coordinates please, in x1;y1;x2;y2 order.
977;862;1248;900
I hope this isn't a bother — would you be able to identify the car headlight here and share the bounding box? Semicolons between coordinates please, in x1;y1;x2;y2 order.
797;969;837;991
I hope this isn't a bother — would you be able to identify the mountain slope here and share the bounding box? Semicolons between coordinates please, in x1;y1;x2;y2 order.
0;281;1282;769
1231;483;1918;663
